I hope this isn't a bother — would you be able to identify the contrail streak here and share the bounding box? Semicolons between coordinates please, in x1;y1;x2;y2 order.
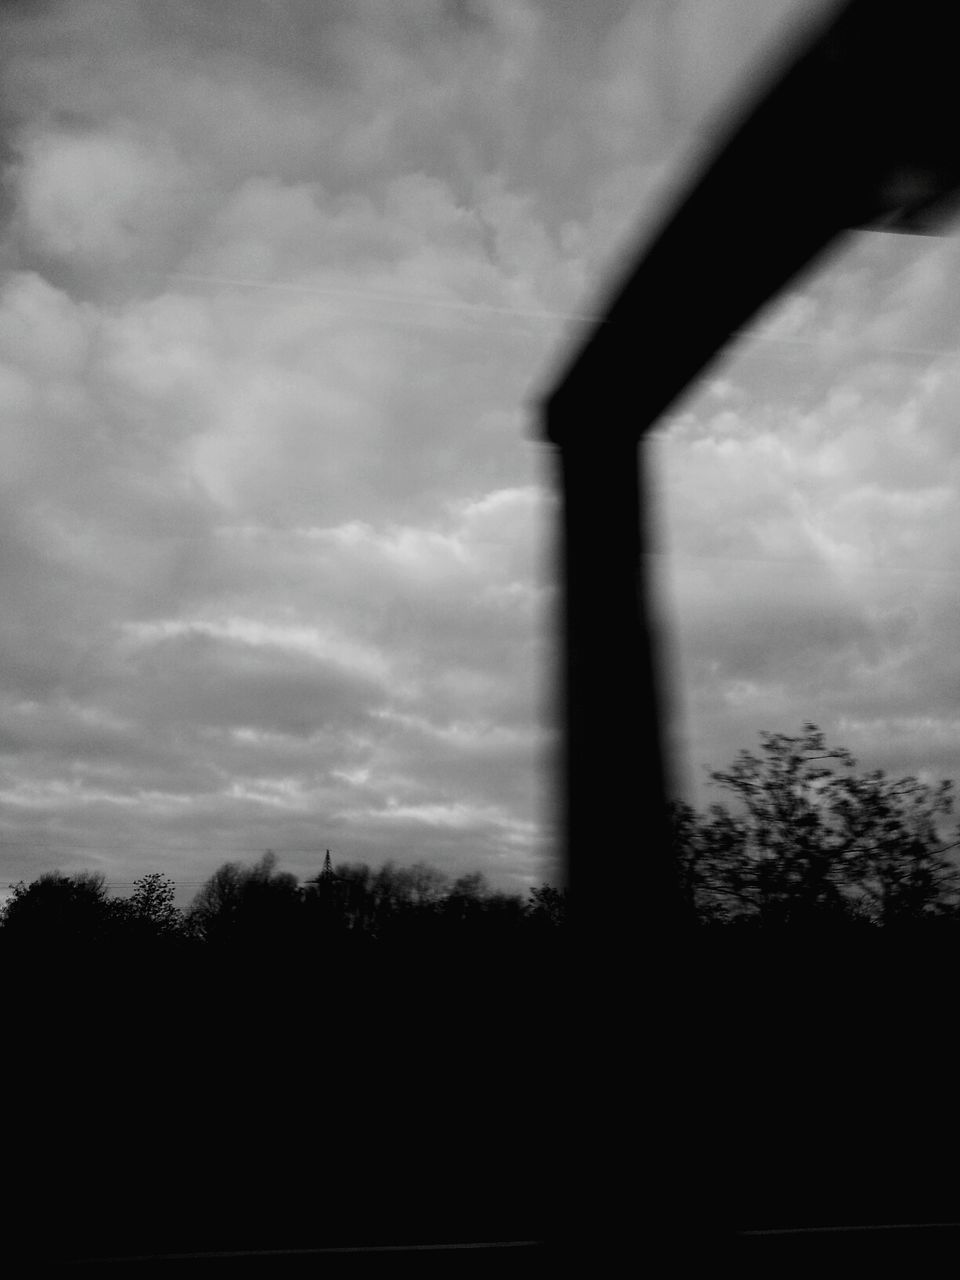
164;273;951;355
165;270;606;326
731;328;953;359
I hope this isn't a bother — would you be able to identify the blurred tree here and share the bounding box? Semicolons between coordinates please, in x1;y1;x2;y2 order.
527;884;569;929
442;872;489;935
673;723;960;927
483;889;527;933
402;863;450;911
314;860;373;934
371;861;449;947
828;768;959;926
186;852;301;949
184;861;245;943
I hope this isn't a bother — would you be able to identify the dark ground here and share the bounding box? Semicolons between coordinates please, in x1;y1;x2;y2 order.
4;930;960;1270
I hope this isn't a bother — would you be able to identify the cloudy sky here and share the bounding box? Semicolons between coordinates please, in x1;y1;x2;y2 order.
4;0;956;902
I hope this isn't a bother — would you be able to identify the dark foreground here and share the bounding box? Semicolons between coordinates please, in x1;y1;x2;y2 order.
4;940;569;1271
5;928;960;1270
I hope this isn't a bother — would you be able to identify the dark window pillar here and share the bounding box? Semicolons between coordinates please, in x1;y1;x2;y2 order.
552;428;686;945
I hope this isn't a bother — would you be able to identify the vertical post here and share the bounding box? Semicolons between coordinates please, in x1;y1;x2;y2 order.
553;428;684;939
549;419;692;1263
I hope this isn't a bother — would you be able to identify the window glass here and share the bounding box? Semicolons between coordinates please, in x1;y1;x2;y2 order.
0;0;829;913
652;223;960;924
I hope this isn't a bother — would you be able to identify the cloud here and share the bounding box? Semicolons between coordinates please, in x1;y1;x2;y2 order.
5;0;929;898
0;0;578;890
653;221;960;806
15;125;190;266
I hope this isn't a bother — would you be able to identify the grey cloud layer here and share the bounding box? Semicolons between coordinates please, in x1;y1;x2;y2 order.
2;0;885;894
655;231;960;806
1;0;596;890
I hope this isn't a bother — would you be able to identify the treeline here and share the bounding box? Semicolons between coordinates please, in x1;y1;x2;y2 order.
9;718;960;955
0;852;567;962
9;722;959;1264
7;719;959;951
670;722;960;931
3;853;570;1265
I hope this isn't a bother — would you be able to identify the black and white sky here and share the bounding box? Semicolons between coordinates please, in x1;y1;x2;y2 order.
3;0;957;900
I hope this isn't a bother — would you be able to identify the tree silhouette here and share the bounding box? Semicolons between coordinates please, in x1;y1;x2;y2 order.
673;723;960;927
304;859;370;938
123;872;183;938
527;883;569;929
1;850;568;976
1;870;115;950
186;851;300;949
